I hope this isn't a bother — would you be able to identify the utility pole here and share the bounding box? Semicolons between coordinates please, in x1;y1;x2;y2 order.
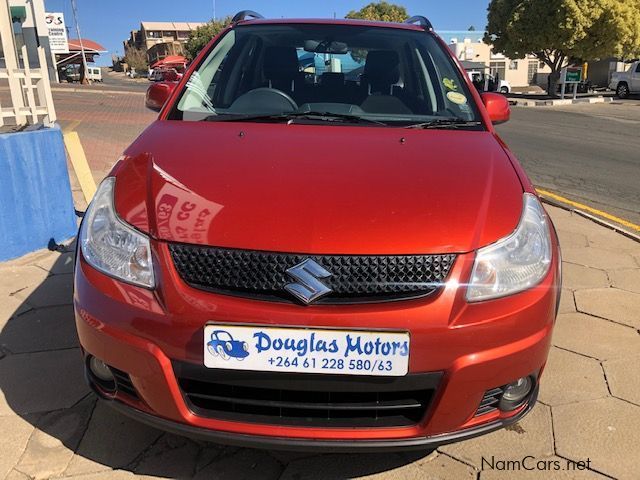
70;0;90;84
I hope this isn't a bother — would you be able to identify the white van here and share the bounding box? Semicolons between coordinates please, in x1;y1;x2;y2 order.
87;67;103;82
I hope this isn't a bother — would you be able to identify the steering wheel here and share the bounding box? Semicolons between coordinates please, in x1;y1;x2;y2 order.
228;87;298;114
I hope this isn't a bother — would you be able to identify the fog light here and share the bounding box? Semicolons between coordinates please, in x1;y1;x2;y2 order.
88;356;115;384
500;376;533;411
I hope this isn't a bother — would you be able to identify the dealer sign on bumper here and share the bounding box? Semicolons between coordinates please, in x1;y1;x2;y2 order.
204;325;410;376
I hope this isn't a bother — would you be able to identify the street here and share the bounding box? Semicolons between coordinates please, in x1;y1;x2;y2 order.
52;85;154;185
497;100;640;227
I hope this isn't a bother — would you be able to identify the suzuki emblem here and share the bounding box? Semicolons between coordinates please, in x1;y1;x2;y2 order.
284;259;333;304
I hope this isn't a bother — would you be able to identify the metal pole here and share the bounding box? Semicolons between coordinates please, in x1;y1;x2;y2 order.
70;0;90;84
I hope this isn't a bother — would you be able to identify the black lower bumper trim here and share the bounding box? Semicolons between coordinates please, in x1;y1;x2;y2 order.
101;385;539;453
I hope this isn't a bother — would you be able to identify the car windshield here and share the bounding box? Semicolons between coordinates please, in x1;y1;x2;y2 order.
170;23;482;127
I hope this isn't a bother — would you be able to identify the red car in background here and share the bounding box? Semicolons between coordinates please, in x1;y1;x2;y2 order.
76;10;561;451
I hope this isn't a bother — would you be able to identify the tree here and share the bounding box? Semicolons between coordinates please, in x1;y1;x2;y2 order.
123;47;148;74
468;26;476;31
485;0;640;94
345;1;409;23
185;17;232;60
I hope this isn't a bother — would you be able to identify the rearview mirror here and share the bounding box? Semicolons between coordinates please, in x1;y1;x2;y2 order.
145;81;177;112
304;39;348;54
481;92;510;124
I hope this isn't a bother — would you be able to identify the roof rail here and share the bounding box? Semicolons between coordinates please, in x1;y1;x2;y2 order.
404;15;433;31
231;10;265;23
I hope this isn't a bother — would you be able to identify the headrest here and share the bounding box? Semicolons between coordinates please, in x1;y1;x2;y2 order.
321;72;345;87
263;46;300;80
363;50;400;91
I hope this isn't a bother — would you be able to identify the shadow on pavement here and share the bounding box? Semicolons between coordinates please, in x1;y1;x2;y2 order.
0;245;431;479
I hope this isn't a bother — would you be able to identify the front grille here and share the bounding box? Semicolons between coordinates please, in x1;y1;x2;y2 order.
174;362;441;427
169;244;456;304
475;387;504;416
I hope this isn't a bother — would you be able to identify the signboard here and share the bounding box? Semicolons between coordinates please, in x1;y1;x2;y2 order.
45;12;69;54
560;67;582;84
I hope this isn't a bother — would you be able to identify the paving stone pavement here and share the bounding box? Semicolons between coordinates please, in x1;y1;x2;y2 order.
1;206;639;480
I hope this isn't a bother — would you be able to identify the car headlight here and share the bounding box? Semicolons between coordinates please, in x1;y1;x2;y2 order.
79;177;155;288
467;193;552;301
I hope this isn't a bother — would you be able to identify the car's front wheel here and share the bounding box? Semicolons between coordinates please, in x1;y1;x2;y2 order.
500;86;509;94
616;82;630;99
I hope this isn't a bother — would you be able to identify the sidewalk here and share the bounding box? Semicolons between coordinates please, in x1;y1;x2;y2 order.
509;96;614;107
0;205;639;480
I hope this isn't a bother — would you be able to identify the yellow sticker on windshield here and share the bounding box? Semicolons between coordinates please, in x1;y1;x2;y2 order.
447;91;468;105
443;78;457;91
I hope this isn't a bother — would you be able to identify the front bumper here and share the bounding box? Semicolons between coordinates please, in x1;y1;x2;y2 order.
74;238;559;450
100;384;538;452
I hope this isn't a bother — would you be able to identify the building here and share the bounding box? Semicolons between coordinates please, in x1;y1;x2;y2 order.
55;38;106;81
439;31;552;89
123;21;205;67
7;0;56;81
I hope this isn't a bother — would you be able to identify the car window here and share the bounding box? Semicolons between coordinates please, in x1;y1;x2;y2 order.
172;24;481;126
636;63;640;73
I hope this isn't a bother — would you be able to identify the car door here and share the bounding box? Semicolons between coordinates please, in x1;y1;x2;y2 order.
632;63;640;92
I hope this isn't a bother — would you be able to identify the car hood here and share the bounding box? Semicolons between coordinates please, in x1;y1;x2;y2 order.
113;121;523;255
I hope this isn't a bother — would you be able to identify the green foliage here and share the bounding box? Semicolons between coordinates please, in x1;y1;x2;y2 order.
123;47;148;72
596;1;640;60
486;0;640;73
185;17;232;60
345;1;409;23
346;1;409;62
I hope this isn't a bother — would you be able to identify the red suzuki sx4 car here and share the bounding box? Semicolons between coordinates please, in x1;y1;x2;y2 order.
75;11;561;451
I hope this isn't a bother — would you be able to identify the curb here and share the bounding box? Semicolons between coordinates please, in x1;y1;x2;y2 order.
511;90;544;95
539;197;640;244
51;87;146;96
510;96;613;107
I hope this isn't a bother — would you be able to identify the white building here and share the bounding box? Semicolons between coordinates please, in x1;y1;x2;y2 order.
439;30;552;89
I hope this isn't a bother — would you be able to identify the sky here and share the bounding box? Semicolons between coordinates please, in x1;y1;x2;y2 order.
43;0;491;66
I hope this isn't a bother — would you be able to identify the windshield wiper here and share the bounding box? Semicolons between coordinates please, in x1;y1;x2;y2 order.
205;111;387;126
404;119;483;130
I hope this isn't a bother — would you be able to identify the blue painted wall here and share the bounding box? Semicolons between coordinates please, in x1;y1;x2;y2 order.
0;127;77;261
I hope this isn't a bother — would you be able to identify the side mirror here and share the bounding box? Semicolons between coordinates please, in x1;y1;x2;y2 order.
481;92;510;125
145;81;177;112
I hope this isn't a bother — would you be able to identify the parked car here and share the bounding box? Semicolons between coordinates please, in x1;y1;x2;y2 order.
59;65;80;83
609;60;640;98
87;67;103;82
76;10;560;452
468;71;512;94
150;68;183;82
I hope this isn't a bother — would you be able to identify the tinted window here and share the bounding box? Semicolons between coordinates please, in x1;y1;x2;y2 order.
172;24;480;125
